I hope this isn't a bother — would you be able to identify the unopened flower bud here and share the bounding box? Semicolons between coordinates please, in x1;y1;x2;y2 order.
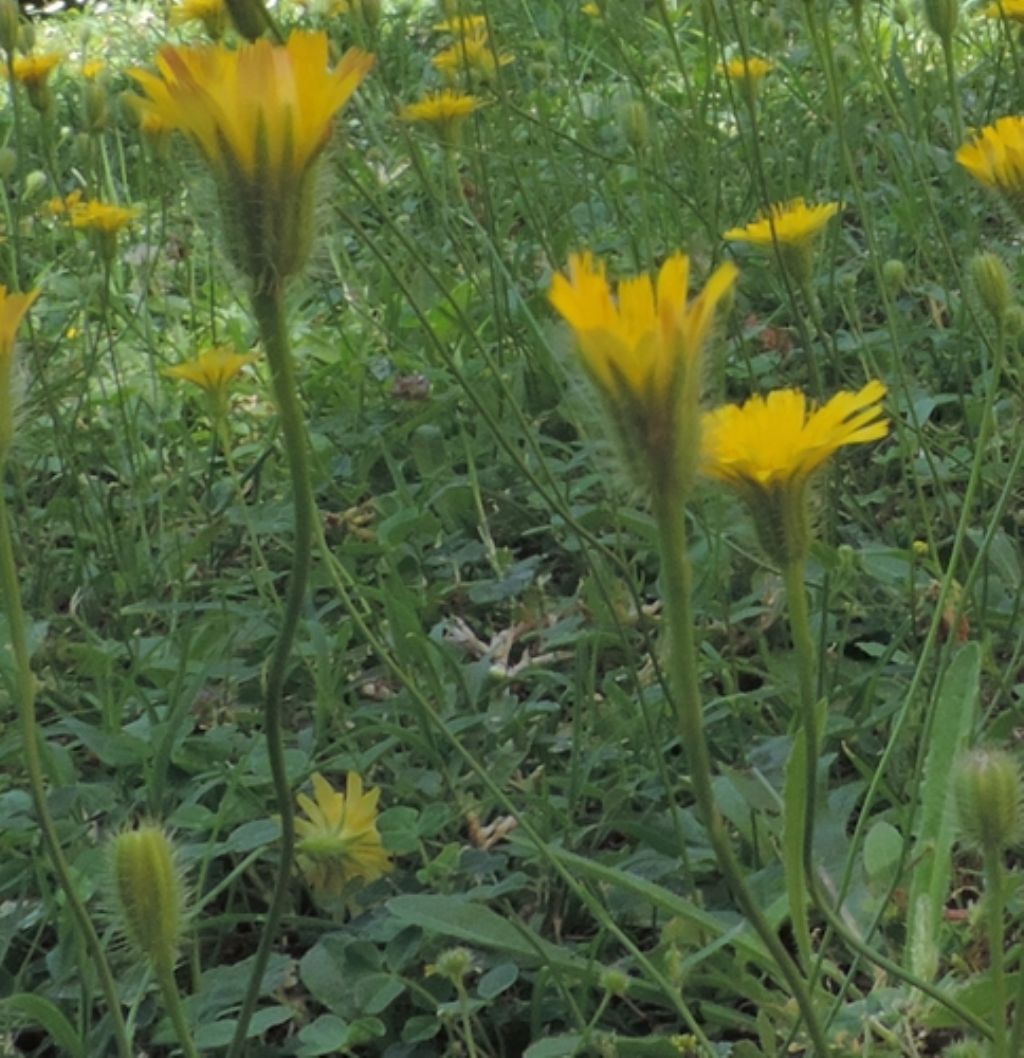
427;946;474;985
111;824;186;968
599;967;631;997
0;147;16;181
618;99;649;151
882;258;907;293
923;0;958;43
1005;303;1024;337
0;0;19;55
969;251;1012;324
224;0;272;39
84;81;108;133
956;748;1023;851
892;0;909;22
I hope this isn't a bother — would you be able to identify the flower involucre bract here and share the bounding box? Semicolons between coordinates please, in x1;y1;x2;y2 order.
701;381;887;561
130;31;373;284
295;772;392;900
550;251;737;490
957;117;1024;216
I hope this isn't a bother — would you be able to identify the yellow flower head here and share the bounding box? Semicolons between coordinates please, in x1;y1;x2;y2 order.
981;0;1024;19
582;2;603;16
295;772;392;899
724;198;839;248
0;286;39;461
68;201;140;234
433;14;487;34
131;32;373;185
956;117;1024;213
717;56;773;85
400;89;480;124
163;346;255;399
43;188;83;217
0;286;38;361
701;381;888;560
432;34;512;81
11;52;61;87
82;60;106;80
550;251;737;490
170;0;229;37
130;32;373;283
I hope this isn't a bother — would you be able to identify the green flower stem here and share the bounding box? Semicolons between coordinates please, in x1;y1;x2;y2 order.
154;955;201;1058
940;36;964;146
651;488;831;1056
783;555;994;1039
227;281;313;1058
984;846;1008;1058
0;488;133;1058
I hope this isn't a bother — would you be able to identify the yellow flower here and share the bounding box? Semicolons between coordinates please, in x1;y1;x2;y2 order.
68;201;140;234
11;52;61;87
957;117;1024;216
549;251;737;490
724;198;840;285
400;90;480;143
701;382;888;561
433;14;487;34
0;286;39;461
42;188;83;216
717;56;773;96
981;0;1024;18
432;34;512;81
163;346;255;400
130;32;373;283
724;198;839;248
170;0;229;36
82;60;106;80
294;773;392;899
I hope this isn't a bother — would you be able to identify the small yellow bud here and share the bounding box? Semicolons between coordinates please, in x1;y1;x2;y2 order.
955;748;1023;852
912;539;930;557
111;824;186;967
969;251;1012;324
598;967;631;997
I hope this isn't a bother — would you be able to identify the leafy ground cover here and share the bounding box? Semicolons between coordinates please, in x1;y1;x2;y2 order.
0;0;1022;1055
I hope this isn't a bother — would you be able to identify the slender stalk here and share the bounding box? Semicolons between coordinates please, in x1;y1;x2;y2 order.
154;956;201;1058
0;488;133;1058
651;488;831;1057
984;847;1008;1058
940;36;964;145
227;281;313;1058
783;553;994;1039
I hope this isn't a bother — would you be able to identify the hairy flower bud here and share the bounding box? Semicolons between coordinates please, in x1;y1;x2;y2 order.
956;748;1024;851
111;824;186;968
969;251;1012;324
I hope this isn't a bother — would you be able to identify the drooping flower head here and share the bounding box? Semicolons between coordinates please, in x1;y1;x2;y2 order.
724;198;839;285
701;381;887;561
130;32;374;286
957;117;1024;220
550;251;737;493
294;772;392;900
400;89;480;145
0;285;39;462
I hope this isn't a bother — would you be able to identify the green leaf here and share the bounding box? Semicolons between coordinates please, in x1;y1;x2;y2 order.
904;642;981;979
863;819;903;884
478;961;518;999
523;1034;583;1058
0;994;85;1058
296;1015;349;1056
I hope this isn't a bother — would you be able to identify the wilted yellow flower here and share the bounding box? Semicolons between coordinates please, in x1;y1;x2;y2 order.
981;0;1024;17
130;32;373;283
957;117;1024;217
295;772;392;899
0;286;39;461
69;201;140;234
170;0;229;37
432;34;512;81
164;346;254;400
81;59;105;80
550;251;737;490
701;381;887;560
724;198;839;284
433;14;487;34
11;52;60;87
